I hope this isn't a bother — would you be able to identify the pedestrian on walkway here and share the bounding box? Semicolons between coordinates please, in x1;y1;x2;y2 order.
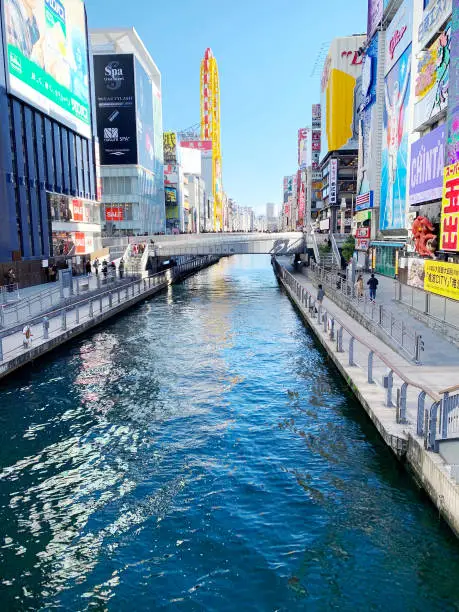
93;258;100;275
109;261;116;278
102;260;108;279
367;273;379;302
355;274;364;300
85;259;92;276
316;284;325;306
22;324;33;348
119;258;125;279
6;268;15;292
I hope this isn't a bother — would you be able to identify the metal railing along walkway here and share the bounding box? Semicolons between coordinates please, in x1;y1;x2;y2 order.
0;257;216;369
309;262;423;362
273;258;457;454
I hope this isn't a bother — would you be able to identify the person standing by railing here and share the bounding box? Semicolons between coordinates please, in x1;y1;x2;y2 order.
367;274;379;302
355;274;364;300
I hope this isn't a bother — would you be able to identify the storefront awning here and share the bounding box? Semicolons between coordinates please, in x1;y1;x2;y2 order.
370;241;405;247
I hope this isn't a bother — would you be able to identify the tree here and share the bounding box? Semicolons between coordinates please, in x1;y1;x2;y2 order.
341;235;356;263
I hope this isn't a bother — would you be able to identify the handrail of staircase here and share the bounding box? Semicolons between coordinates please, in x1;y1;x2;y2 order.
305;224;320;263
330;234;341;267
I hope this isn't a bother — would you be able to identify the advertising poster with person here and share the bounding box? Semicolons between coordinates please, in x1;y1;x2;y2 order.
135;58;155;174
380;45;411;230
4;0;90;137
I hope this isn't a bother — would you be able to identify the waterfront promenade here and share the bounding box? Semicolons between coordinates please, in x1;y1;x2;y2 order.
274;257;459;537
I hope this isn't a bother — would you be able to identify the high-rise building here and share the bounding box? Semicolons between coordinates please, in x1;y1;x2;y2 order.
266;203;278;232
90;28;165;236
0;0;100;286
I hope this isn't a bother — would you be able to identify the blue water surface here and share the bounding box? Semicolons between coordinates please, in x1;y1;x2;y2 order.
1;255;459;611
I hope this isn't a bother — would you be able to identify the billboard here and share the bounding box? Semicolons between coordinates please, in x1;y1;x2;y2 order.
94;54;137;165
357;33;379;198
380;44;412;230
440;162;459;251
320;36;365;157
424;260;459;300
163;132;177;163
367;0;384;39
446;0;459;165
3;0;90;138
385;0;413;75
414;25;450;129
409;125;445;205
135;58;155;173
105;206;124;222
418;0;452;49
298;128;310;169
180;146;201;175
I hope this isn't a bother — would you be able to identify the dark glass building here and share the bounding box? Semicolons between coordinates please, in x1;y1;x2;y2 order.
0;0;100;286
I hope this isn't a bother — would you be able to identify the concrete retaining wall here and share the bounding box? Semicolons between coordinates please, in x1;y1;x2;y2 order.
275;264;459;538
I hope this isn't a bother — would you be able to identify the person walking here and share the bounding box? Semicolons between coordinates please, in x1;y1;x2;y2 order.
6;268;16;292
316;284;325;306
85;259;92;276
22;324;33;348
355;274;364;300
119;258;125;279
102;260;108;279
93;258;100;276
367;273;379;302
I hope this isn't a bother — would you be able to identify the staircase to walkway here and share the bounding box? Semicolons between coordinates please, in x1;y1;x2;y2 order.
319;252;335;269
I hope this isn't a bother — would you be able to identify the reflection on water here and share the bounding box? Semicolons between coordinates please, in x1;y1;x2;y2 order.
1;255;459;610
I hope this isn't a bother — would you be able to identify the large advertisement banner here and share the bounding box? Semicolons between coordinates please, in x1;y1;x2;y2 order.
94;54;137;165
4;0;90;138
447;0;459;165
414;25;450;129
163;132;177;164
424;260;459;300
367;0;384;39
357;33;378;197
135;58;155;173
320;36;365;157
440;162;459;251
380;45;412;230
298;128;310;169
409;125;445;205
385;0;413;75
418;0;452;49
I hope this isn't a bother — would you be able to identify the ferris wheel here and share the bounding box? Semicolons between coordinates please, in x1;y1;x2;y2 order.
200;48;222;231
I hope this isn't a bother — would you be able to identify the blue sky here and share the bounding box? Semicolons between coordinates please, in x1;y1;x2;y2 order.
86;0;367;214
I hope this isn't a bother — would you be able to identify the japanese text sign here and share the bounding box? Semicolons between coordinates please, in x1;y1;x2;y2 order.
424;260;459;301
440;163;459;251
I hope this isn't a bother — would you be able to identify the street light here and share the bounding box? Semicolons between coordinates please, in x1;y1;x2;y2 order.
340;197;347;236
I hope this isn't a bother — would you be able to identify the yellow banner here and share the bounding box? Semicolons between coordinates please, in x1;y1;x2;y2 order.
440;163;459;252
424;260;459;301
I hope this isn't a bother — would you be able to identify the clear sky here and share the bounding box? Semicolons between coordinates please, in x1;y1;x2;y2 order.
86;0;367;214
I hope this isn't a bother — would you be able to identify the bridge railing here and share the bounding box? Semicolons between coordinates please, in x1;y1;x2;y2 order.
0;256;217;368
273;257;454;454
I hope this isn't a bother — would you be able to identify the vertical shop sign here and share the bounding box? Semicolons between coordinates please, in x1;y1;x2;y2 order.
447;0;459;164
329;158;338;204
440;162;459;251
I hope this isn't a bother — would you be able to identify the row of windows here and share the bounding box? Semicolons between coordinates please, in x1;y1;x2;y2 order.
7;97;96;258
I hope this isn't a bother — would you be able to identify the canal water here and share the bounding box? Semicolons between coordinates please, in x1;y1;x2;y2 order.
1;255;459;611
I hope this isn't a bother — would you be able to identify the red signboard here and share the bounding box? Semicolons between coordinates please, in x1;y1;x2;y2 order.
74;232;86;254
180;140;212;151
72;199;84;222
105;207;124;222
356;226;370;238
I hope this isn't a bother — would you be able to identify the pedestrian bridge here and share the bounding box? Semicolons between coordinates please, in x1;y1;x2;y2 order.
148;232;307;257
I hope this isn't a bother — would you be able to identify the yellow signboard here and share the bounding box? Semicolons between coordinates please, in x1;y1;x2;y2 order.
440;163;459;252
424;260;459;301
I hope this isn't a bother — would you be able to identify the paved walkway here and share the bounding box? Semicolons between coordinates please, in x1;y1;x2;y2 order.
277;260;458;440
281;261;459;393
304;264;459;367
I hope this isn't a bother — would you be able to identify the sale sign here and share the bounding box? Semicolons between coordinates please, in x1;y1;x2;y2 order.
440;163;459;251
105;207;124;222
72;199;84;222
74;232;86;254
